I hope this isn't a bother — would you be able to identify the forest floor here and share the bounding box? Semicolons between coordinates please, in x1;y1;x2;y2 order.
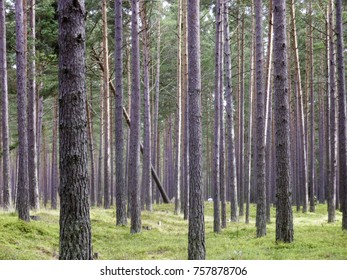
0;203;346;260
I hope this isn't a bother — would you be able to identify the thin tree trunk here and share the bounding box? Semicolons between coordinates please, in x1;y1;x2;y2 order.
213;0;221;234
328;0;336;223
187;0;205;260
97;75;104;207
175;0;182;215
255;0;266;237
224;0;238;223
102;0;111;209
16;0;30;222
273;0;294;243
0;0;11;210
86;99;96;207
336;0;347;230
115;0;127;225
129;0;141;233
51;98;58;209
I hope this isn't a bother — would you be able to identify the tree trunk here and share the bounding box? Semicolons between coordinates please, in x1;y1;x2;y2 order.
273;0;294;243
129;0;141;234
115;0;127;225
51;98;58;209
336;0;347;230
187;0;205;260
0;0;11;210
58;0;92;259
175;0;182;215
97;74;104;207
328;0;337;223
213;0;221;234
86;98;96;207
102;0;111;209
224;0;238;223
16;0;30;222
255;0;266;237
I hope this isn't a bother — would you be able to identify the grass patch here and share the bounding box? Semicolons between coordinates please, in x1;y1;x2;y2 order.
0;203;346;260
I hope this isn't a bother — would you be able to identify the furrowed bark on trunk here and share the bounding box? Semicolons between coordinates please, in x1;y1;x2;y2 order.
58;0;92;259
336;0;347;230
187;0;206;260
16;0;30;222
115;0;127;225
255;0;266;237
273;0;294;243
129;0;141;233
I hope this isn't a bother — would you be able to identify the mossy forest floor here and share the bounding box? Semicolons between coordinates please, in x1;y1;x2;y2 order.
0;203;346;260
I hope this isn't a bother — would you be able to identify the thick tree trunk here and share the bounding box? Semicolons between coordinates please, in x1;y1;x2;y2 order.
273;0;294;243
58;0;92;259
129;0;141;234
0;0;11;210
255;0;266;237
16;0;30;222
115;0;127;225
336;0;347;230
187;0;205;260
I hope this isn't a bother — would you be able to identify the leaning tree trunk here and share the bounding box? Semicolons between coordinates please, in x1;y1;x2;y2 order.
273;0;294;243
16;0;30;222
129;0;141;234
255;0;266;238
0;0;11;210
336;0;347;230
58;0;92;259
115;0;127;226
187;0;205;260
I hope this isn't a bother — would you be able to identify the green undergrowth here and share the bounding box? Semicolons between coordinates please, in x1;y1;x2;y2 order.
0;203;346;260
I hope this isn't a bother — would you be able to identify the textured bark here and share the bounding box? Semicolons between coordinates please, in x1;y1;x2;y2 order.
336;0;347;230
58;0;92;259
224;1;238;223
187;0;205;260
51;98;58;209
102;0;111;209
0;0;11;210
86;100;96;206
273;0;294;243
328;0;336;223
16;0;30;222
140;0;152;212
255;0;266;237
213;0;221;234
115;0;127;225
129;0;141;233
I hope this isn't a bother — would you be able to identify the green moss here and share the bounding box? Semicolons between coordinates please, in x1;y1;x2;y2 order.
0;204;346;260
